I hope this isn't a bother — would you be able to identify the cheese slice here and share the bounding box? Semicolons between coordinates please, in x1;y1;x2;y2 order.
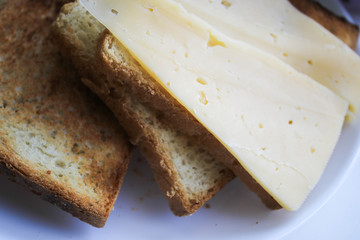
79;0;348;210
175;0;360;120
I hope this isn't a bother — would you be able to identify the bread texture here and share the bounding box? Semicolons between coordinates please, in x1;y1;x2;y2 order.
53;1;235;216
90;0;358;210
0;0;131;227
290;0;359;50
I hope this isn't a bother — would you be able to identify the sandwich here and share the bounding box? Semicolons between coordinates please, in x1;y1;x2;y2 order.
54;0;360;213
0;0;132;227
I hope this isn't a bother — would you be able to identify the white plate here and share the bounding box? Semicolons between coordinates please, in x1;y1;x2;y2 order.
0;1;359;239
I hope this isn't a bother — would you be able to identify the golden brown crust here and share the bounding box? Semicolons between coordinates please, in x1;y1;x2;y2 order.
0;159;105;227
0;123;126;228
0;0;131;227
290;0;359;50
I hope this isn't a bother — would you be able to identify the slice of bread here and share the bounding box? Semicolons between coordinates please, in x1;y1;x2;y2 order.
0;0;131;227
53;1;235;216
91;1;358;209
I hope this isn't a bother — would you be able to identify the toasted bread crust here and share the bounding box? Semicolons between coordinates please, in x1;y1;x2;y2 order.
96;1;358;210
0;159;105;226
83;76;235;215
0;0;131;227
53;2;234;214
290;0;359;50
99;32;205;138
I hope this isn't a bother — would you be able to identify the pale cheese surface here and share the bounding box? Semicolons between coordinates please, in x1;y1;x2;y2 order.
79;0;348;210
176;0;360;119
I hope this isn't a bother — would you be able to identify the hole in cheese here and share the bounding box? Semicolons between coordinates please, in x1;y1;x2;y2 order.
270;33;277;42
196;77;207;85
221;0;232;8
144;5;155;12
110;9;118;15
311;147;316;154
207;32;226;48
199;91;208;105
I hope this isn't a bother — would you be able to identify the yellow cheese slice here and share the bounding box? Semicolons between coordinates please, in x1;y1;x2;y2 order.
79;0;348;210
175;0;360;120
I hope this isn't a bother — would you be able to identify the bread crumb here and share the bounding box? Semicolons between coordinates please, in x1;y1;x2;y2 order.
205;203;211;209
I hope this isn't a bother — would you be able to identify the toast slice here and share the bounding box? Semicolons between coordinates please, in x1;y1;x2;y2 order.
89;0;358;210
53;1;235;216
0;0;131;227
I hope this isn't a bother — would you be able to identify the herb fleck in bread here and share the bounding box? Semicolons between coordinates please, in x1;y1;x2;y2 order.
85;0;358;210
0;0;131;227
53;1;234;216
